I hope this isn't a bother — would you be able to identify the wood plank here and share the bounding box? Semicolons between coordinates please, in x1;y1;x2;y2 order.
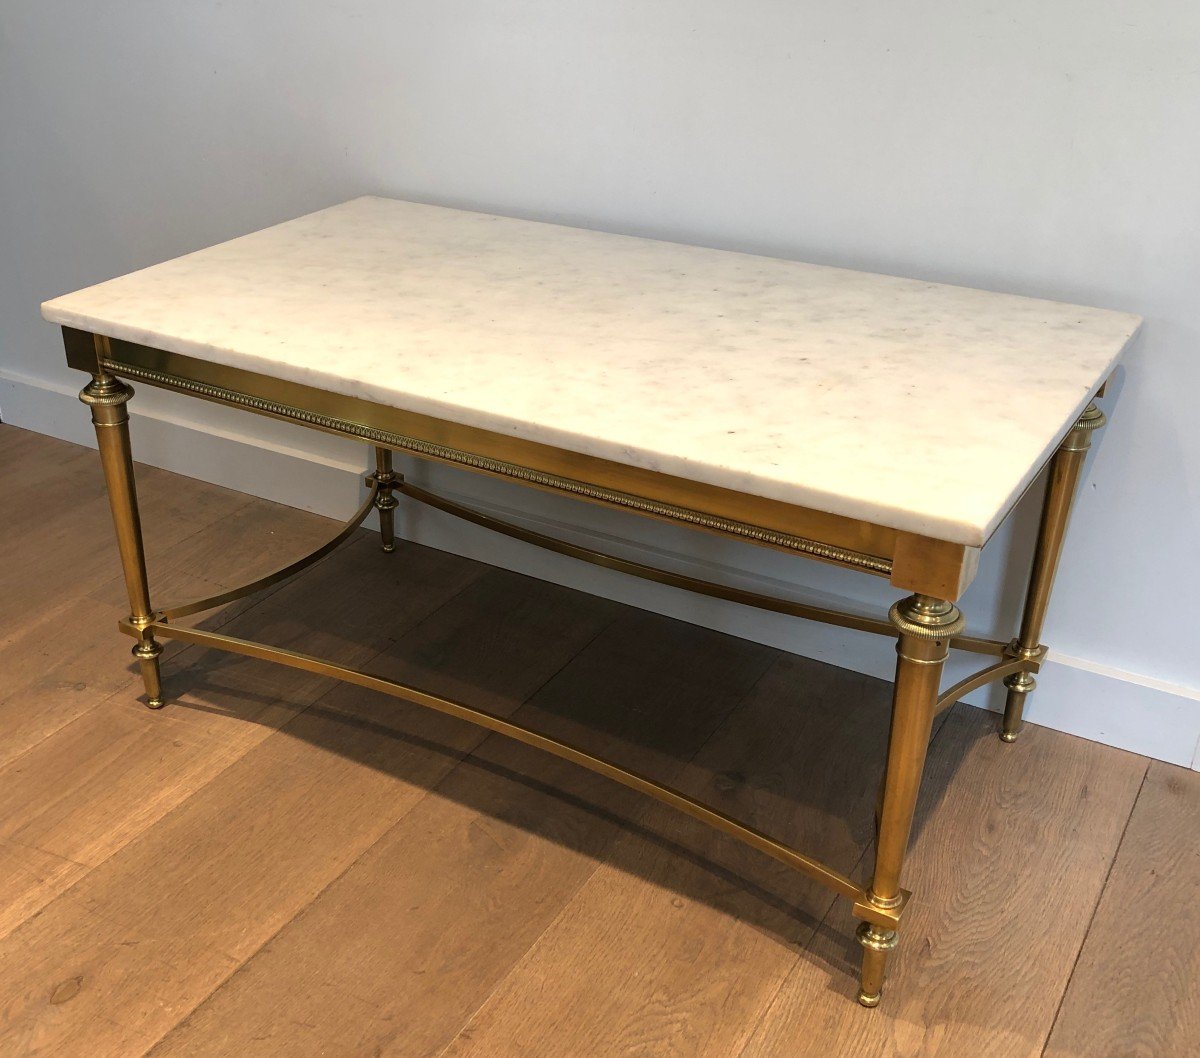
1044;762;1200;1058
0;449;262;632
0;430;285;763
0;569;616;1058
0;597;156;770
143;610;775;1058
0;649;370;947
0;429;106;546
431;651;916;1058
0;536;486;941
0;841;88;941
738;707;1147;1058
0;496;339;767
84;489;344;619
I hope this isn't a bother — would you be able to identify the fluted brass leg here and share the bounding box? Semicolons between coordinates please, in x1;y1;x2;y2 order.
81;373;165;709
373;446;400;553
1001;401;1105;742
857;593;963;1007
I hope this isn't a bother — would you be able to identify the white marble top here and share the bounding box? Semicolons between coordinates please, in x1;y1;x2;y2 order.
43;196;1140;546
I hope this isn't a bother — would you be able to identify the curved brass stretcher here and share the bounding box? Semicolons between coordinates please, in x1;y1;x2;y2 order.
120;466;1033;928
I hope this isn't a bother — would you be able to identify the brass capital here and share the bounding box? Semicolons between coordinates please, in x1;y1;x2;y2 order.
365;470;403;488
889;594;965;639
856;922;898;953
1003;671;1036;694
132;638;163;661
79;374;134;407
1074;402;1106;432
1060;402;1106;452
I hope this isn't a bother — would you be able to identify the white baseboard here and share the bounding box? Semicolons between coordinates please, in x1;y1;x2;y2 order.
5;367;1198;770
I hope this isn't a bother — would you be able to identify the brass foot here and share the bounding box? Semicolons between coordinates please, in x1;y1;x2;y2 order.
133;637;165;710
376;491;399;553
1000;671;1035;743
856;921;898;1008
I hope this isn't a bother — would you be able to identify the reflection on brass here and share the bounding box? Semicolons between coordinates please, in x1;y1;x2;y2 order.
65;323;1109;1007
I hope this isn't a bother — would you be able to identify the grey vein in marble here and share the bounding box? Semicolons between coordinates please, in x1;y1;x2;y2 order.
42;196;1141;546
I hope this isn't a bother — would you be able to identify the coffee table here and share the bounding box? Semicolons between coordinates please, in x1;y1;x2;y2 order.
42;197;1139;1006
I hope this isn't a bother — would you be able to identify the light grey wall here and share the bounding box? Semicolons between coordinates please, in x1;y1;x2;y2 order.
3;3;1198;761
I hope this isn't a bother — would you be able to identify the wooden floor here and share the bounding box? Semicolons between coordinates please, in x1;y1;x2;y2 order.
0;423;1196;1058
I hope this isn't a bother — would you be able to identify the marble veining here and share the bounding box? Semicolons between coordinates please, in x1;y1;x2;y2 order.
42;197;1140;546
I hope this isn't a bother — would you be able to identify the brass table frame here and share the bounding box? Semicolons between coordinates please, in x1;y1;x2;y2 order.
65;326;1106;1008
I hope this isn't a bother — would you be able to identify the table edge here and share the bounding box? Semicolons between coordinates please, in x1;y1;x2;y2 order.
62;327;984;600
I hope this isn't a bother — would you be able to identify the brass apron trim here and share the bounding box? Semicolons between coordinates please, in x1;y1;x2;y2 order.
102;358;893;575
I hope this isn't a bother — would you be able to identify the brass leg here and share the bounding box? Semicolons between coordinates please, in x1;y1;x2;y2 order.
1001;402;1105;742
80;374;164;709
857;593;963;1007
373;446;400;553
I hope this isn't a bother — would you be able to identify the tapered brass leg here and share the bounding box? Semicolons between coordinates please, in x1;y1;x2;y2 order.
80;374;164;709
1001;402;1105;742
857;593;963;1007
373;446;400;553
